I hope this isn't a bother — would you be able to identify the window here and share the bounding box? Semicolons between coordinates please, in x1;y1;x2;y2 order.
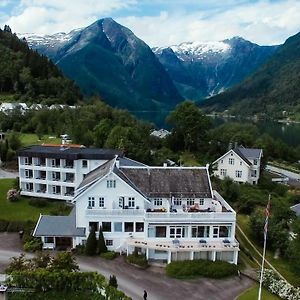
251;170;257;177
220;159;223;164
99;197;105;207
229;158;234;165
199;199;204;205
44;237;54;243
125;222;134;232
128;197;135;208
173;198;182;206
155;226;166;237
154;198;162;206
102;222;111;232
114;222;122;232
25;169;32;178
89;222;98;231
240;161;242;166
119;197;124;208
235;170;242;178
187;199;194;206
253;159;258;165
107;180;116;188
170;226;186;238
220;169;227;176
219;226;231;238
135;222;144;232
82;160;88;168
213;226;219;238
88;197;95;207
192;226;210;238
52;185;61;194
106;240;113;246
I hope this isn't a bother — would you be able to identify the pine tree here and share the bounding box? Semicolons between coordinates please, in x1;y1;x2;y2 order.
85;228;97;256
109;275;118;288
98;227;107;254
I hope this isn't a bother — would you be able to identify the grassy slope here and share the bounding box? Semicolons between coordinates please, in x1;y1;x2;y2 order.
237;214;300;286
19;133;61;147
0;178;65;221
237;284;280;300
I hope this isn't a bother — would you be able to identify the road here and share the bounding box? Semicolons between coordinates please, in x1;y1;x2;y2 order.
266;164;300;188
0;168;18;179
0;233;253;300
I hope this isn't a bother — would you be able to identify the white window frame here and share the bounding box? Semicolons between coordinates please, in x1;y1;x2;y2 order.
173;198;182;206
229;158;234;165
88;196;95;207
235;170;242;178
106;240;113;246
128;197;135;208
199;199;204;205
154;198;162;206
99;197;105;207
220;169;227;176
107;180;116;188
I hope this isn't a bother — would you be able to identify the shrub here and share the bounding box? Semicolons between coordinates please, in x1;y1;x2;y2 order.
85;228;97;256
100;251;118;260
98;228;107;254
166;260;238;279
126;252;148;268
74;244;85;255
28;198;49;208
7;221;26;232
23;238;42;252
109;275;118;288
0;219;9;232
7;189;20;202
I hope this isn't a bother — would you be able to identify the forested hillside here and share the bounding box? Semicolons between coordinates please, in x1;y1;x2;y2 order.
201;31;300;117
0;25;82;105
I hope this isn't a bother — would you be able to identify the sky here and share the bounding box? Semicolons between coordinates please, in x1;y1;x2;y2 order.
0;0;300;47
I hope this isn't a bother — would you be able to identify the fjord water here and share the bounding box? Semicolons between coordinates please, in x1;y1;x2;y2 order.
134;111;300;147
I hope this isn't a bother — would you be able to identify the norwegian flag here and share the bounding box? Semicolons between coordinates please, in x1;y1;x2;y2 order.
264;197;271;238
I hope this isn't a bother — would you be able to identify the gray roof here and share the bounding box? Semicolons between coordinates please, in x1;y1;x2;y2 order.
291;204;300;217
33;208;85;237
77;158;115;190
116;167;212;198
237;146;262;159
17;145;124;160
118;157;147;167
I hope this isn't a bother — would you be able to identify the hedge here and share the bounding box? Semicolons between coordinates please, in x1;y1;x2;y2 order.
166;259;238;279
126;253;148;268
100;251;118;260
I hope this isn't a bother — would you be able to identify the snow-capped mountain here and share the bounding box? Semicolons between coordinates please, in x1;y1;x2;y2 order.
153;37;278;100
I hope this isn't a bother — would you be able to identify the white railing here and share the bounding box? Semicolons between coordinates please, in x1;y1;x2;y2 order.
86;209;144;216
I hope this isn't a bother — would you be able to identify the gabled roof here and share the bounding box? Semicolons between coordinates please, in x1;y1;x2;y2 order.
33;208;85;237
291;203;300;217
233;148;252;166
77;158;116;190
116;167;212;198
237;146;262;159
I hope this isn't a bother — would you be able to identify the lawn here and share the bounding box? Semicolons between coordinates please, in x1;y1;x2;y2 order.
0;178;70;221
237;284;280;300
237;214;300;286
19;133;61;147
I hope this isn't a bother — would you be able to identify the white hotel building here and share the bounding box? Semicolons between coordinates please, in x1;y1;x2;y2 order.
33;157;239;264
17;145;124;201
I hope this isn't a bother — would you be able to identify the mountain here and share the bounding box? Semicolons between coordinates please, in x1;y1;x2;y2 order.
21;18;183;113
201;32;300;116
153;37;278;101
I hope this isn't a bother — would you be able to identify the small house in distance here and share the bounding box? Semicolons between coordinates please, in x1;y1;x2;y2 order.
213;146;263;185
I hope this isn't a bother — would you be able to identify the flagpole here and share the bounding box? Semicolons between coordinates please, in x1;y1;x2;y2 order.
258;194;271;300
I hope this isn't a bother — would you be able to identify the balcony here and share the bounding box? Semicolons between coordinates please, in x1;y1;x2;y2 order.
86;208;144;216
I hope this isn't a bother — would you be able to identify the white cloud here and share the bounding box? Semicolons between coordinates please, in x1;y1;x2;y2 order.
1;0;300;46
2;0;137;34
118;0;300;46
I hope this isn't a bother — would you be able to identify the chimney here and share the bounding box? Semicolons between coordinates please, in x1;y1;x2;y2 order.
228;142;233;151
163;162;167;167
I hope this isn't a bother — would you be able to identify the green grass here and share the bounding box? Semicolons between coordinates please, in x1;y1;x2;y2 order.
180;152;201;166
237;284;280;300
0;178;68;221
19;133;61;147
237;214;300;286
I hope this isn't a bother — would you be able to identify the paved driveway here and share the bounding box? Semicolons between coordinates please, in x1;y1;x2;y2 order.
0;233;253;300
0;168;18;179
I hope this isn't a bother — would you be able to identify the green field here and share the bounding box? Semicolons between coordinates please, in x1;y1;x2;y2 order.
237;214;300;286
19;133;61;147
0;178;69;221
237;284;280;300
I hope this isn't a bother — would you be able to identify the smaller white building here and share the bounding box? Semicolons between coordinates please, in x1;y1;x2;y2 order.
150;129;171;139
0;102;28;115
213;146;263;185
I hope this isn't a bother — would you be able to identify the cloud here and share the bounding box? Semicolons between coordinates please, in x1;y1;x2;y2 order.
2;0;137;33
1;0;300;46
118;0;300;46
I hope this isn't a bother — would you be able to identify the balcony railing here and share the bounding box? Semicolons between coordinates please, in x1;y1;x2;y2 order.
86;209;144;216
